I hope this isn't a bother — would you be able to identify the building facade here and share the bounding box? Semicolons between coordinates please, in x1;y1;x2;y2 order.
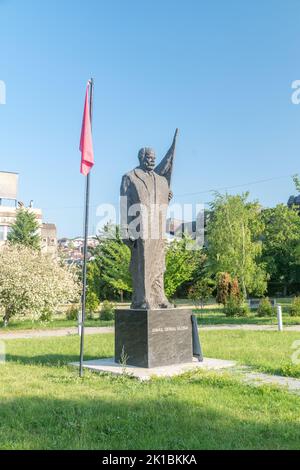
0;205;43;247
0;171;57;253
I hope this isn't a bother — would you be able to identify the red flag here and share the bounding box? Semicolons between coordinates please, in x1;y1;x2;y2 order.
79;82;94;176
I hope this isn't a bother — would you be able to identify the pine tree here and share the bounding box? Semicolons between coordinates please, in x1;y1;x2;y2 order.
8;208;40;250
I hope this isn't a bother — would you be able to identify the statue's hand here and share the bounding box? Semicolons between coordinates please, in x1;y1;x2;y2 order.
168;190;173;202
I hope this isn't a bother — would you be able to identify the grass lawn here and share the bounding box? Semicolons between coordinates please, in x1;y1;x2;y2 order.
0;317;114;331
201;330;300;377
1;331;300;449
194;300;300;326
195;310;300;326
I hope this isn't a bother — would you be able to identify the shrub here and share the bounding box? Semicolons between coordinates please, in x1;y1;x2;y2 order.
66;305;79;321
290;297;300;317
257;297;275;317
86;291;100;315
188;278;215;308
230;277;241;300
237;303;250;317
0;244;80;324
223;295;249;317
39;310;53;322
99;300;115;321
216;272;232;305
223;296;239;317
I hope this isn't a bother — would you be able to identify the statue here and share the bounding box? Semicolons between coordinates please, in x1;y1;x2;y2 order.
115;129;199;368
120;129;178;309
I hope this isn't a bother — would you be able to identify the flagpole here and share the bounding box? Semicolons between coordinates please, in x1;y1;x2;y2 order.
79;78;94;378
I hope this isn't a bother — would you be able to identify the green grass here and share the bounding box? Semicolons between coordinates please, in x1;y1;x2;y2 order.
195;310;300;326
1;332;300;449
0;317;114;331
201;330;300;377
194;303;300;326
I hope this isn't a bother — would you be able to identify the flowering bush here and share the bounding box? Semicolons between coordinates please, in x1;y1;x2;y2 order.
0;245;80;324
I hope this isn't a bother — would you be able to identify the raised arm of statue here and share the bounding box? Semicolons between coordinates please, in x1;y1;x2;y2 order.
154;128;178;187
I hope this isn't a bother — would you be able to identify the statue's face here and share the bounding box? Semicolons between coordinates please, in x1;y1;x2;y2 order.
140;149;156;171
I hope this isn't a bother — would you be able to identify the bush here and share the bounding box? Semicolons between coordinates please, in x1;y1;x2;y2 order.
66;305;79;321
237;303;250;317
216;272;232;305
290;297;300;317
188;278;215;308
39;310;53;322
0;244;80;324
99;300;115;321
86;291;100;315
257;297;275;317
223;295;249;317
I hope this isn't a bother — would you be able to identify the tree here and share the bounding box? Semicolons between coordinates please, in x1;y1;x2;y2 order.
260;204;300;295
207;193;267;298
0;245;80;325
86;291;100;315
216;272;232;305
164;236;198;299
188;277;215;308
86;260;102;301
90;225;203;302
8;208;40;249
91;224;132;301
293;174;300;193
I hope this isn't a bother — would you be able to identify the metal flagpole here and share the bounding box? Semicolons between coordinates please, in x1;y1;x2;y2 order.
79;78;94;378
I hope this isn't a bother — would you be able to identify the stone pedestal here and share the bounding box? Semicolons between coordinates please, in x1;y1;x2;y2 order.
115;309;193;368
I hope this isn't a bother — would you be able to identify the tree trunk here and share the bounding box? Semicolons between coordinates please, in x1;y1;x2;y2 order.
120;290;124;302
241;277;247;300
3;311;9;327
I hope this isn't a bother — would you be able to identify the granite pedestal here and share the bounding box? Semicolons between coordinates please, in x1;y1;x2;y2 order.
115;308;193;368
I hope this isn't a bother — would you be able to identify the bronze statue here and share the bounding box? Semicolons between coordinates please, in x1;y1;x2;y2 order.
120;129;178;309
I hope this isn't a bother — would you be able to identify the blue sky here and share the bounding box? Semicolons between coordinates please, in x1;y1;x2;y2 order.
0;0;300;237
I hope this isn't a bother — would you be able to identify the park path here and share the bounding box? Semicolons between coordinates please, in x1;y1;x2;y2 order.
242;370;300;393
1;323;300;340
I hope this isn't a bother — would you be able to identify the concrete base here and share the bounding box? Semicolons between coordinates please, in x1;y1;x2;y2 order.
70;357;236;381
115;308;193;368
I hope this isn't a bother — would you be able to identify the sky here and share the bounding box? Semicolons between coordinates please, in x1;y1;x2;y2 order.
0;0;300;237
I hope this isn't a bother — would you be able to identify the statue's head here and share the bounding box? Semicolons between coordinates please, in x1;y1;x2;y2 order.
138;147;156;172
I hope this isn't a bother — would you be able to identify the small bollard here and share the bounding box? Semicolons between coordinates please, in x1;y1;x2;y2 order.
78;310;83;336
277;305;283;331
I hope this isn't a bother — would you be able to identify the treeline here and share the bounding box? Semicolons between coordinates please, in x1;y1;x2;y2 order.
86;189;300;307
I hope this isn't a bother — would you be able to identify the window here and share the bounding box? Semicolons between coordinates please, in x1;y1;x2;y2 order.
0;226;6;241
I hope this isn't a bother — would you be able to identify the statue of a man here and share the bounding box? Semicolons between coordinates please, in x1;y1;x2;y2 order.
120;130;178;310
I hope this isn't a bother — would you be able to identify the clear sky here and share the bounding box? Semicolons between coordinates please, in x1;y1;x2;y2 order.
0;0;300;237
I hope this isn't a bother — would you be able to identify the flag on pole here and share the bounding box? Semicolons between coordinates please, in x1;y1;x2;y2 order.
79;82;94;176
79;78;94;378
